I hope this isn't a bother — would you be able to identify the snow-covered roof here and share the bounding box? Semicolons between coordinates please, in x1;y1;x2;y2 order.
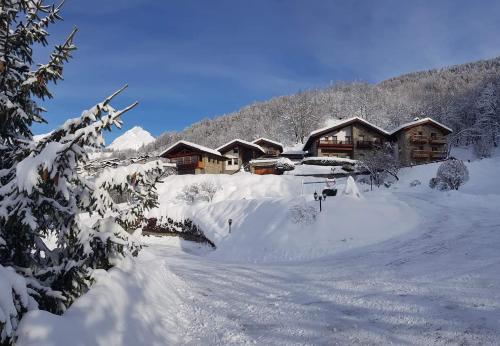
309;117;390;138
389;117;453;135
303;117;390;150
216;139;265;154
302;156;358;165
160;140;223;157
252;138;284;150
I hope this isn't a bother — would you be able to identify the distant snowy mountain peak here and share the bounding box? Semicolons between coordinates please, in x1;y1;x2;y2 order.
108;126;155;151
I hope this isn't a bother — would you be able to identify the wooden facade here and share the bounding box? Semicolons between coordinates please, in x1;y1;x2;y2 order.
302;117;452;166
252;138;283;157
217;139;265;173
392;119;452;166
303;117;389;160
159;141;225;175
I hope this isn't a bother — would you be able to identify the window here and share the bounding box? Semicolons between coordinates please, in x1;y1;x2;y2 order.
233;148;239;154
227;159;232;165
431;133;437;139
418;131;423;136
234;158;239;165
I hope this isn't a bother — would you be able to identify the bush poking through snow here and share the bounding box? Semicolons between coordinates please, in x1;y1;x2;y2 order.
177;181;221;204
410;179;422;187
288;204;318;225
430;159;469;190
143;218;215;248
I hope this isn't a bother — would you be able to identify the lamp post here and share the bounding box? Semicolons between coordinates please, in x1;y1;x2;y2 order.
228;218;233;233
314;191;327;212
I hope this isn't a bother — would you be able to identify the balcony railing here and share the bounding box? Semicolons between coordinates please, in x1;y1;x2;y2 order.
429;137;447;144
411;135;428;144
412;150;430;159
318;139;353;147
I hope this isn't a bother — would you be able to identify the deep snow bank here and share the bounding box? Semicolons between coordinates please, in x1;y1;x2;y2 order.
150;173;419;263
17;247;186;346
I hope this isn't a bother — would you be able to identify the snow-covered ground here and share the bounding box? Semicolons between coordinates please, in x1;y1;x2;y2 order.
17;154;500;345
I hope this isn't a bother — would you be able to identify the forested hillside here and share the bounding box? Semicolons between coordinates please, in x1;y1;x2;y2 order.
133;56;500;157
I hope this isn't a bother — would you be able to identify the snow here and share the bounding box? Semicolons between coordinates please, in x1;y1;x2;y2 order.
389;117;453;134
160;140;224;158
16;141;62;194
302;156;357;165
16;153;500;345
343;176;362;198
284;164;343;175
216;139;265;154
108;126;155;151
305;116;390;139
0;265;37;342
249;157;293;165
252;137;284;150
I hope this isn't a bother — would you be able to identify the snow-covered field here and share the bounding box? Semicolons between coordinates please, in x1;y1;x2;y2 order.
17;154;500;345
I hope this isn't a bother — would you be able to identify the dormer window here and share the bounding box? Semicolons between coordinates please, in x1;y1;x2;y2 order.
233;148;239;154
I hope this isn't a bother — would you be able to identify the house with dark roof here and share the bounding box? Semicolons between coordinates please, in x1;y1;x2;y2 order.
302;116;452;166
252;138;284;157
159;140;226;175
302;117;390;160
390;117;452;166
216;139;265;173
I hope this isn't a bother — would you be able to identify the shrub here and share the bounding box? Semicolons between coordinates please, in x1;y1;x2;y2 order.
177;181;221;204
410;179;421;187
288;204;318;225
143;217;215;248
430;159;469;190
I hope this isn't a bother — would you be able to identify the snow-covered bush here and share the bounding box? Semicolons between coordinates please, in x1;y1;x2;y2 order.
274;157;295;172
177;181;221;204
429;159;469;191
288;204;318;225
410;179;422;187
143;217;215;247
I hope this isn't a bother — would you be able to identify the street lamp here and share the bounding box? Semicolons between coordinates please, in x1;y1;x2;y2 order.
313;191;326;212
228;218;233;233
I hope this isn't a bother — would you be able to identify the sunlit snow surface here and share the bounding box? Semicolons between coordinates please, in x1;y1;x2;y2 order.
17;150;500;345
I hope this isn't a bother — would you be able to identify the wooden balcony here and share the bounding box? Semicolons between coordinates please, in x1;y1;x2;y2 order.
412;150;430;159
410;135;428;144
318;139;353;149
430;151;447;159
429;137;447;144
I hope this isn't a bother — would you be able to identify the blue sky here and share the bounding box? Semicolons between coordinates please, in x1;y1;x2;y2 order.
33;0;500;142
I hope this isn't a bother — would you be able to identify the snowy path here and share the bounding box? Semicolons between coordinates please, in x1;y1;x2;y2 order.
18;189;500;345
150;191;500;345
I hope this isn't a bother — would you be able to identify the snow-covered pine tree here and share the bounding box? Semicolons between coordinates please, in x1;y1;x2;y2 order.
0;2;73;342
0;2;168;343
473;82;499;157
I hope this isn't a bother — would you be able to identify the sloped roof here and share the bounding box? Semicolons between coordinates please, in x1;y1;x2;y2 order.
252;138;284;151
216;139;265;154
389;117;453;135
160;140;223;157
303;117;390;150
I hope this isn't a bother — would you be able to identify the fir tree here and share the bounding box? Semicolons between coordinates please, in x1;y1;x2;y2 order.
0;2;167;343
